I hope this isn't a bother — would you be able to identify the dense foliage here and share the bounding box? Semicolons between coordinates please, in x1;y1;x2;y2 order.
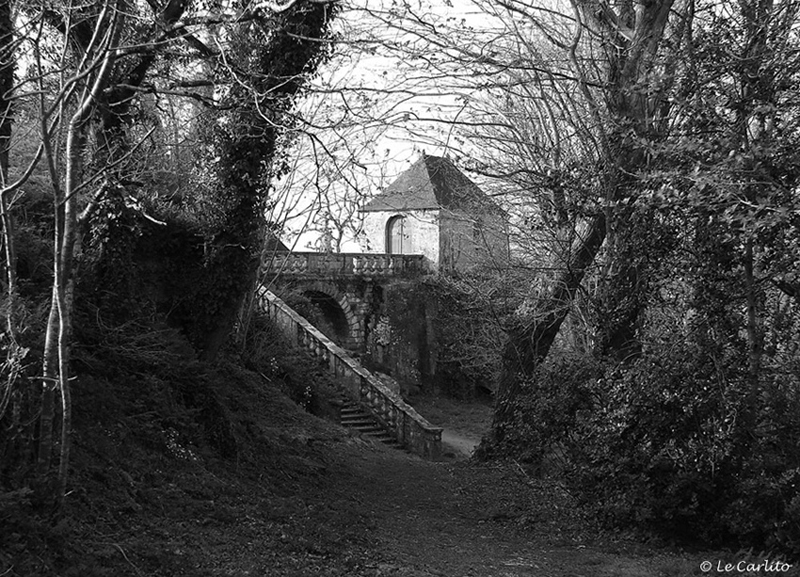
423;273;524;398
515;338;800;553
0;0;337;507
294;0;797;555
503;179;800;552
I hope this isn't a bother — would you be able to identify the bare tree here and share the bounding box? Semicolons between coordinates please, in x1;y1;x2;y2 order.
276;0;684;445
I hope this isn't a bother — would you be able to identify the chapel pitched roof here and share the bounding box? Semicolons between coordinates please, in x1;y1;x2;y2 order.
361;153;500;213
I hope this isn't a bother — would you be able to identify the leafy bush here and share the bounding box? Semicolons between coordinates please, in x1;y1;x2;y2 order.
524;344;800;554
424;272;524;398
499;354;598;465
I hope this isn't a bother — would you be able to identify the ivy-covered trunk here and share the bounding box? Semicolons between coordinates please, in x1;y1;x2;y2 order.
185;3;335;360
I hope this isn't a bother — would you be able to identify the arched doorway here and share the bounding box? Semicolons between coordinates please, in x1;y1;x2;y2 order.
386;215;410;254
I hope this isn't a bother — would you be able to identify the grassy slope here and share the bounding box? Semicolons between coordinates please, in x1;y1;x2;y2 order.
1;340;786;577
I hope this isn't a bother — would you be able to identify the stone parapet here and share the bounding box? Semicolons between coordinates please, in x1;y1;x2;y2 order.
261;251;430;279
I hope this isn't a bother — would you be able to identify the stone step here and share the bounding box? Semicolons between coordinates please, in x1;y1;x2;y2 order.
340;409;370;419
366;431;400;446
340;410;373;420
340;409;372;420
353;426;386;435
341;419;378;428
339;401;401;448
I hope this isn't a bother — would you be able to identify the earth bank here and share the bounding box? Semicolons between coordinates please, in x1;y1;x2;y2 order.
0;357;772;577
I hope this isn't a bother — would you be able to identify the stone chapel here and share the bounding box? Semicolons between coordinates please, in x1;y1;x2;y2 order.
360;153;509;271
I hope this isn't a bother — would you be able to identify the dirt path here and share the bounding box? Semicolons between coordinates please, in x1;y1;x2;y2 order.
268;397;705;577
9;366;784;577
440;429;479;457
324;441;695;577
53;395;707;577
410;396;490;460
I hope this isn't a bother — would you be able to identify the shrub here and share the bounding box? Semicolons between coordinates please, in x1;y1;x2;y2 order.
500;353;599;465
529;345;800;554
424;272;524;398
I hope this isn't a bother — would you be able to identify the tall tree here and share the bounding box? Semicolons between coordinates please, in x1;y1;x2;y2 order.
0;0;336;503
190;0;336;359
479;0;682;448
667;0;800;443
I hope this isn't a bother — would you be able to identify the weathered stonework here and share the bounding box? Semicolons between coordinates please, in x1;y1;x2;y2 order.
362;281;437;396
262;289;442;459
362;209;440;267
261;154;511;398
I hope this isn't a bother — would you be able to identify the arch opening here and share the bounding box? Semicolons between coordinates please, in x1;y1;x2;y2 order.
299;290;350;343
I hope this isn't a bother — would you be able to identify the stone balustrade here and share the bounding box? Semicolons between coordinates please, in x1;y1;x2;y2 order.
261;251;430;278
261;289;442;459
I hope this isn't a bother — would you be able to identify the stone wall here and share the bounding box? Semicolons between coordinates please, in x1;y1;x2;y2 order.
362;208;508;272
364;280;438;396
478;212;511;265
439;209;509;271
362;209;441;268
439;210;475;270
364;276;505;399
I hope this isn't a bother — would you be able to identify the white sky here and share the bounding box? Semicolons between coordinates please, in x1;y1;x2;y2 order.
273;0;510;252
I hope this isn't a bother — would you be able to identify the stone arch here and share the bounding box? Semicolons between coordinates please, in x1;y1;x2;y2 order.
300;281;361;349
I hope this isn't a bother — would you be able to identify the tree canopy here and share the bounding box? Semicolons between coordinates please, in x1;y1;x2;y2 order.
0;0;338;505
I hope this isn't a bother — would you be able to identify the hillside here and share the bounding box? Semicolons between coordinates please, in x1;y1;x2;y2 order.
1;339;752;577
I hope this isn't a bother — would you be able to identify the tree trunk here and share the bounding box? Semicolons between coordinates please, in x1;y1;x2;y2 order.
0;0;16;330
741;237;762;444
192;2;334;360
36;294;59;478
594;208;650;362
38;0;123;502
482;0;677;455
487;213;606;447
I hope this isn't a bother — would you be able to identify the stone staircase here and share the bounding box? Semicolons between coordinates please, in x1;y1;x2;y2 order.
340;400;400;448
263;289;442;459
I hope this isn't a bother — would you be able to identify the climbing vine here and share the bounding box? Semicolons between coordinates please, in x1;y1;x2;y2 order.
173;2;337;358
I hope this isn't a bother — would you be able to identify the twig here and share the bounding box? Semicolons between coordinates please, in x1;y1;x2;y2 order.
112;543;144;577
512;458;531;481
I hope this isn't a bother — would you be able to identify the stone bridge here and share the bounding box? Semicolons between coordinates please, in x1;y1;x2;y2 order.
260;251;430;353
